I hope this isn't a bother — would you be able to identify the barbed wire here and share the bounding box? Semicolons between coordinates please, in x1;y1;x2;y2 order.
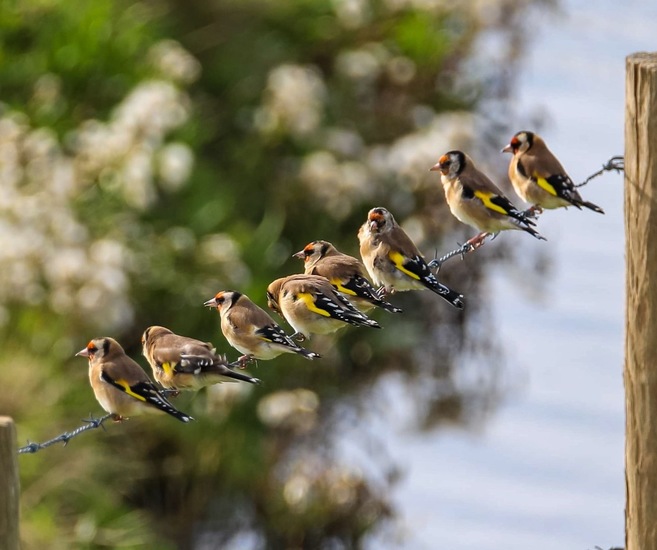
575;155;624;188
17;384;196;454
430;155;624;271
16;383;196;454
18;413;112;454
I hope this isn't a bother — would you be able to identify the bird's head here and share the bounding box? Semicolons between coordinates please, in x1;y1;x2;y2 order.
502;131;533;154
430;151;466;177
141;326;171;349
266;279;285;315
76;337;117;361
366;207;394;234
293;240;335;265
203;291;240;314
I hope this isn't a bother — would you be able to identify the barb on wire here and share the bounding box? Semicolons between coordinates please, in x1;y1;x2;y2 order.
428;232;496;272
575;155;624;188
18;413;113;455
428;242;474;272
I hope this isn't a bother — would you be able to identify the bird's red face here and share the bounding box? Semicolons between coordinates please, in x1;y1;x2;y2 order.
502;135;521;154
368;209;386;232
203;292;225;310
430;154;451;175
293;242;316;263
503;131;532;154
76;340;98;359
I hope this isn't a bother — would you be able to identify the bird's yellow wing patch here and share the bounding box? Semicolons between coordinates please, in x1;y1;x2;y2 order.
330;278;357;296
388;251;420;280
161;362;175;377
297;292;331;317
534;175;558;196
473;190;508;215
115;379;147;402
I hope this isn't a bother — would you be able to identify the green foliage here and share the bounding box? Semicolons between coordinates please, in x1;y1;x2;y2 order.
0;0;164;130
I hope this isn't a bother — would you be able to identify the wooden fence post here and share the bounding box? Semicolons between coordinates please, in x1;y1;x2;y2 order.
0;417;19;550
625;52;657;550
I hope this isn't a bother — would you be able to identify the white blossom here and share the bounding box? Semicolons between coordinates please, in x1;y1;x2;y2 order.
0;41;199;331
257;64;327;137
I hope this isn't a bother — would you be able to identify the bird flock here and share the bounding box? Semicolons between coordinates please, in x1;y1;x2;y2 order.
76;131;604;424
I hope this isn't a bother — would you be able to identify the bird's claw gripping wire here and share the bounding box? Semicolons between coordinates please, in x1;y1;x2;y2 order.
229;355;257;369
520;205;543;219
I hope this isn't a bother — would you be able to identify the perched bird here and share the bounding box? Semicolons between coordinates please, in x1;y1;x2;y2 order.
293;240;402;314
430;150;546;248
76;337;193;423
502;130;604;214
266;274;381;340
141;325;260;392
357;207;465;309
204;291;321;364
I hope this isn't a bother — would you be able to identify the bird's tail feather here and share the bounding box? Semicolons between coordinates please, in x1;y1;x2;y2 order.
521;224;547;241
577;199;605;214
428;279;465;309
297;348;321;360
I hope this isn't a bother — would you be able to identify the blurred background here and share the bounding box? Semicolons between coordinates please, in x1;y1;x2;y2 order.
1;0;653;548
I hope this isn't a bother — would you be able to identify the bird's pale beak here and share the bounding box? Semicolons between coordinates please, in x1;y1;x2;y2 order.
76;348;90;357
292;250;305;260
501;144;513;153
429;162;442;172
203;298;218;308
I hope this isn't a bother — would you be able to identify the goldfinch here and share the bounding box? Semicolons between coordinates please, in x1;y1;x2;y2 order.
357;207;465;309
204;291;321;363
430;150;546;248
502;131;604;214
141;325;260;391
293;240;402;313
266;274;381;340
76;337;193;423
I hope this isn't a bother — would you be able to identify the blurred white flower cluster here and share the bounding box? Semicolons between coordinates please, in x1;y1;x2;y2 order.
253;0;520;233
255;64;327;137
72;80;193;210
255;48;475;221
298;112;474;220
257;388;320;433
368;112;475;190
0;40;198;332
280;455;369;513
148;39;202;85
